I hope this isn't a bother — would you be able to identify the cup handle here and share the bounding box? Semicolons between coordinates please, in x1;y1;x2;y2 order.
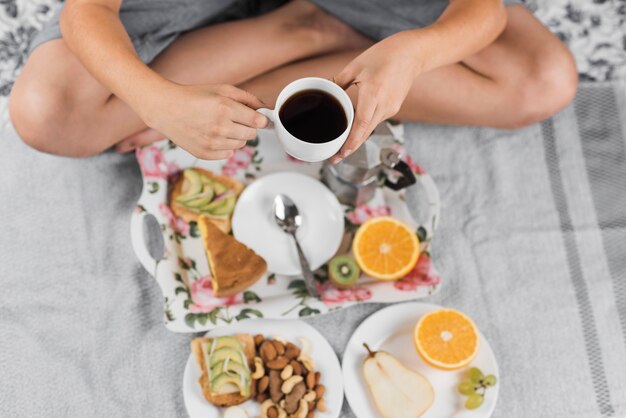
257;108;275;130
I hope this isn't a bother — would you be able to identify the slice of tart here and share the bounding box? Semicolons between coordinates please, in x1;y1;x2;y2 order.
170;168;244;233
198;215;267;297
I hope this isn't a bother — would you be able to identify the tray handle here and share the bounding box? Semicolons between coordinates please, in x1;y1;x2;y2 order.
130;210;164;276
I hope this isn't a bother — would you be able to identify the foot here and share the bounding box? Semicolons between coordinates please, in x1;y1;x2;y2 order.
277;0;373;52
115;128;165;153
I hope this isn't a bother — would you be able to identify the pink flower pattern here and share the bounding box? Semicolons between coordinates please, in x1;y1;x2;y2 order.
222;146;256;176
317;281;373;306
394;254;440;291
346;204;391;225
159;203;190;236
189;275;240;313
136;145;180;179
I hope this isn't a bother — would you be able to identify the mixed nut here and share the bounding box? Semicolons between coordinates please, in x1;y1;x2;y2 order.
252;335;326;418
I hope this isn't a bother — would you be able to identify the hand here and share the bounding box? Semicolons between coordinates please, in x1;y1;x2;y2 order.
140;84;269;160
331;32;421;162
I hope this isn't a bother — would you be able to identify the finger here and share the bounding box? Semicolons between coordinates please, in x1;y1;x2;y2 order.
197;149;235;161
115;128;165;153
228;100;269;129
219;85;266;110
226;122;258;142
204;137;247;151
331;89;377;163
332;65;357;90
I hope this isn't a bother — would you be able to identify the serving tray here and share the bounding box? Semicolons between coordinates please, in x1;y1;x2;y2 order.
131;122;441;333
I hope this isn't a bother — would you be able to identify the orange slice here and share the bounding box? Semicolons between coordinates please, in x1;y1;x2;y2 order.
414;309;479;370
352;216;420;280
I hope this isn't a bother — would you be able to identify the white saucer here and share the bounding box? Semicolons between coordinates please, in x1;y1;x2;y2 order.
183;319;344;418
232;172;344;276
343;303;500;418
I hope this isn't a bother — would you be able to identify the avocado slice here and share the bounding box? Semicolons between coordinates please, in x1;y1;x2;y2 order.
175;186;213;205
211;372;251;397
181;185;215;208
209;195;236;216
212;181;228;195
181;169;203;196
213;336;244;352
210;360;249;380
175;193;201;204
199;193;232;212
210;347;246;367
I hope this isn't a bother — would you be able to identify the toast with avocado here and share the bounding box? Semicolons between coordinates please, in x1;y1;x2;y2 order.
169;168;244;233
191;334;256;407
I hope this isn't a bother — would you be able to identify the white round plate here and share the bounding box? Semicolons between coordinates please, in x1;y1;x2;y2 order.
232;172;344;276
184;319;344;418
343;303;499;418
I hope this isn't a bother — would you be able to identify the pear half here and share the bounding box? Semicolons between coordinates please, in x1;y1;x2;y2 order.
363;343;434;418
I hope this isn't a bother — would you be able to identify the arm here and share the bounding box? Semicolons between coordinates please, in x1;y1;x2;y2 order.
401;0;506;74
60;0;268;159
332;0;507;161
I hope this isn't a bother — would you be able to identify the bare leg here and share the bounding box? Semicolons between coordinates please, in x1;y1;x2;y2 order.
9;0;370;156
241;5;577;129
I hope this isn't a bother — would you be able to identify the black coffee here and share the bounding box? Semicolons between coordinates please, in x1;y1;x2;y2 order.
279;89;347;143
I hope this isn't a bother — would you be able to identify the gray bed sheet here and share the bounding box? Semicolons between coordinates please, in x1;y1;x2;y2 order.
1;82;626;417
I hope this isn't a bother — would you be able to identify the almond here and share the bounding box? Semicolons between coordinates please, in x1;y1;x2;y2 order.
314;384;325;399
306;372;316;390
284;381;306;414
260;341;278;362
290;360;303;376
258;376;269;393
269;370;283;403
255;334;265;347
267;356;289;370
272;340;286;356
285;342;301;360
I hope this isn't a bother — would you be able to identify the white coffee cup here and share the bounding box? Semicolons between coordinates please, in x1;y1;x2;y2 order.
257;77;354;162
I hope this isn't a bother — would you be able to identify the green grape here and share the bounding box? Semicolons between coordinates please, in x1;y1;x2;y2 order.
484;374;497;387
465;394;484;410
468;367;484;383
458;380;476;395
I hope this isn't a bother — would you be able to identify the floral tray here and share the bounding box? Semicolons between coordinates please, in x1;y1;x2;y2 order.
131;122;441;333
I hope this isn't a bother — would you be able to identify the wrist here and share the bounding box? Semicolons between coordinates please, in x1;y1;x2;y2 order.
399;28;439;74
129;75;178;126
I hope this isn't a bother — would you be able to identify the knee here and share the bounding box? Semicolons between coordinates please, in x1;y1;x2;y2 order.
9;78;94;157
503;47;578;128
10;79;65;154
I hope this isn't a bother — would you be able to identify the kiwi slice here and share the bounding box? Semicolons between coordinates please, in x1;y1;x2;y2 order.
328;255;360;289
